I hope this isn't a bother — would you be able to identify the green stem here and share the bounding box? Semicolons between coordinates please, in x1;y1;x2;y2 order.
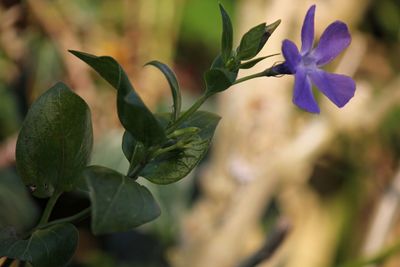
233;67;279;85
337;239;400;267
38;191;62;226
166;92;212;134
38;207;91;230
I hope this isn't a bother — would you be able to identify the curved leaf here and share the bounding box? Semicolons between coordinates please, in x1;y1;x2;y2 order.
140;111;220;184
69;50;165;146
219;3;233;64
84;166;161;235
145;61;181;122
16;82;93;197
0;223;78;267
239;54;279;69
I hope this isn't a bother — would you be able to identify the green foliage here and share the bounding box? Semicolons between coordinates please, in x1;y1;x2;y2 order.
237;23;268;60
145;61;182;122
1;4;282;265
69;50;166;147
219;4;234;64
15;82;93;198
0;169;38;231
140;111;220;184
85;166;160;235
0;223;78;267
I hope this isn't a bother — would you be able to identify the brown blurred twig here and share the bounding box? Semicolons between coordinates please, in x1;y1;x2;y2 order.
237;219;291;267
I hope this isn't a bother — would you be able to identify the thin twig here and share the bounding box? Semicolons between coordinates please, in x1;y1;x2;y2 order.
237;218;291;267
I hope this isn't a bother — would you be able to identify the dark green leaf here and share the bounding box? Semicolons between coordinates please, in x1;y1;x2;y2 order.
69;50;165;146
237;20;281;61
145;61;181;122
237;23;267;60
140;111;220;184
0;223;78;267
205;68;238;94
0;169;38;231
16;82;93;197
239;56;268;69
122;131;146;176
239;54;279;69
85;166;161;235
219;3;233;64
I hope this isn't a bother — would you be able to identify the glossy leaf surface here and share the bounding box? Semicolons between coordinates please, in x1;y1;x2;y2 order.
237;23;267;60
70;50;165;146
140;111;220;184
205;68;237;93
219;4;233;64
16;82;93;197
145;61;182;122
85;166;160;235
0;223;78;267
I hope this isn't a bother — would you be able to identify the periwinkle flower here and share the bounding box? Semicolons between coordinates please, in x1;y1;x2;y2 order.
281;5;356;113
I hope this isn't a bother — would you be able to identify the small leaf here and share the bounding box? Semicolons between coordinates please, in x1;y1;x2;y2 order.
0;169;38;231
85;166;161;235
237;23;267;60
122;131;146;176
205;68;238;94
16;82;93;197
140;111;220;184
0;223;78;267
237;20;281;61
145;61;182;122
69;50;165;147
219;3;233;64
239;54;280;69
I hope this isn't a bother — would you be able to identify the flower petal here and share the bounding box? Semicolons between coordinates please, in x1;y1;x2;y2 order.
282;39;301;74
292;68;320;113
301;5;316;54
309;69;355;107
312;21;351;66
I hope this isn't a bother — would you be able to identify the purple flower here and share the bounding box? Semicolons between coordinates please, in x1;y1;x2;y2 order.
282;5;356;113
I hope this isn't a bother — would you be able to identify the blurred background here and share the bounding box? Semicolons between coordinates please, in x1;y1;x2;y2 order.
1;0;400;266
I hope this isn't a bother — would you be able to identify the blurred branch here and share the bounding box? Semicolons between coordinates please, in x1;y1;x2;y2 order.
25;0;94;98
359;166;400;267
237;219;291;267
0;136;16;168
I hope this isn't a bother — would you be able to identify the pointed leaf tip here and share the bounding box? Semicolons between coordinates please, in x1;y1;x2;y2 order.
218;3;233;64
145;61;182;122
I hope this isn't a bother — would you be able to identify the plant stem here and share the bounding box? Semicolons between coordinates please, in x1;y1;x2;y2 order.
38;191;62;226
38;207;91;229
166;92;212;134
233;67;279;85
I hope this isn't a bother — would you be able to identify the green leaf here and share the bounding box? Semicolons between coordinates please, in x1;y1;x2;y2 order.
122;131;146;176
237;20;281;61
237;23;267;60
219;3;233;64
204;68;238;94
84;166;161;235
140;111;220;184
145;61;182;122
0;223;78;267
16;82;93;198
239;56;269;69
239;54;280;69
0;169;38;231
69;50;166;147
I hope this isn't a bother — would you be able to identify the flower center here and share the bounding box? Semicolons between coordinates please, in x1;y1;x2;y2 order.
300;53;317;71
